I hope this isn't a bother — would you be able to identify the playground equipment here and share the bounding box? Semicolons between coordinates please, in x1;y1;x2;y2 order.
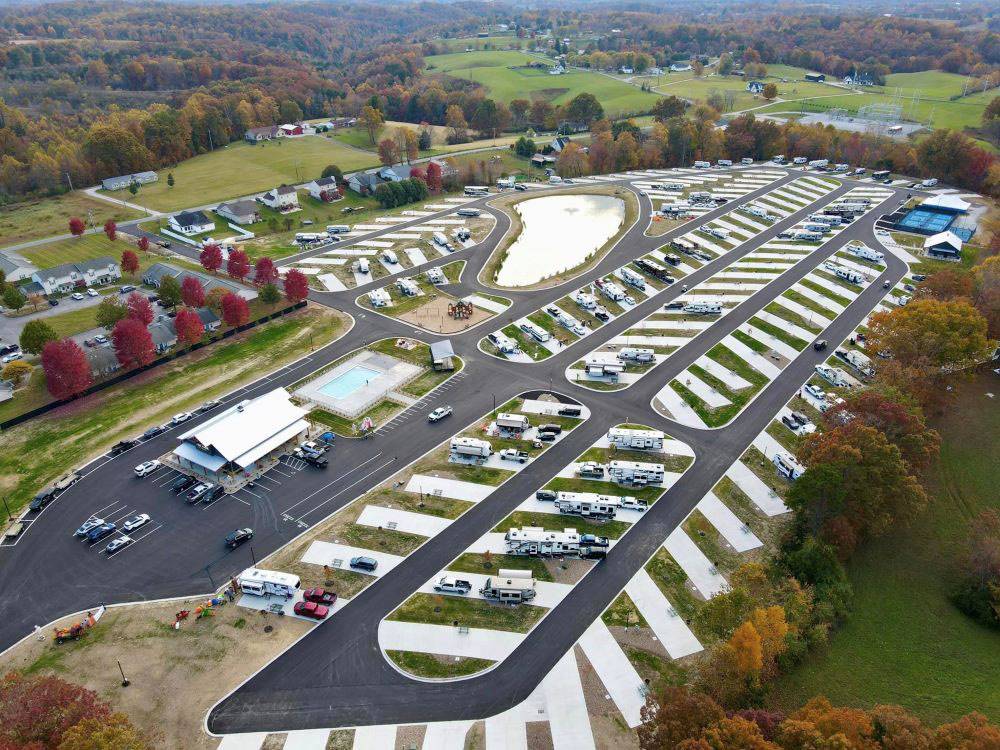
53;606;105;644
448;300;473;320
173;597;226;628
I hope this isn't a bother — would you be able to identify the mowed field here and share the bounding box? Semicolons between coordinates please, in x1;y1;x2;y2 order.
426;50;662;116
104;137;380;213
1;192;142;249
767;369;1000;723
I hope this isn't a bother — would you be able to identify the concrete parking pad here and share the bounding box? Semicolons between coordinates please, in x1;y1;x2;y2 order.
282;729;331;750
625;569;703;658
301;541;404;575
719;336;782;379
423;720;475;749
578;620;646;727
404;475;495;503
378;620;524;660
352;724;397;750
656;382;709;429
418;571;570;608
725;462;789;516
485;707;528;750
679;369;733;408
696;356;752;390
697;493;762;552
543;650;596;750
356;505;450;537
663;528;730;598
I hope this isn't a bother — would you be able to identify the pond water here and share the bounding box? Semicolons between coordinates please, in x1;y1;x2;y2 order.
495;194;625;287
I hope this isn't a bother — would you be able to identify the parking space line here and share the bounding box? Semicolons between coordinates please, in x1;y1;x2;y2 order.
296;457;396;523
282;453;385;516
240;487;266;500
91;499;126;516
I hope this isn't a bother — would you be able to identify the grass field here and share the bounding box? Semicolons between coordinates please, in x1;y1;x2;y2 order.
767;369;1000;723
1;192;143;249
104;138;380;213
425;50;661;117
19;232;131;268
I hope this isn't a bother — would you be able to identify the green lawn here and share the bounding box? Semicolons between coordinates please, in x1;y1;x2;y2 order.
105;138;380;213
0;306;348;513
0;192;143;248
389;592;546;633
20;233;132;268
450;552;554;582
387;650;494;678
768;369;1000;723
425;50;662;117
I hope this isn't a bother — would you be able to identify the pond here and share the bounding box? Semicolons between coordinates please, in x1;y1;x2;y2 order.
494;194;626;287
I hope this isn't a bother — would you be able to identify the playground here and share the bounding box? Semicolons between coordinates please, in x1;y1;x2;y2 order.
0;596;309;749
393;293;497;334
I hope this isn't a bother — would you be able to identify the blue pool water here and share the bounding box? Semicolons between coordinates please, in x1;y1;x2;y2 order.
318;366;382;399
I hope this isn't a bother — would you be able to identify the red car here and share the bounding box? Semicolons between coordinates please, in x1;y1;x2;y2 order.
302;588;337;606
293;601;329;620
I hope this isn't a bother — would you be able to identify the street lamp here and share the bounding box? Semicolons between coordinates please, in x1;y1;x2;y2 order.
117;660;130;687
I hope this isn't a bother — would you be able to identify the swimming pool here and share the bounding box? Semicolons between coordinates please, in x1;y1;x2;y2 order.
317;366;382;399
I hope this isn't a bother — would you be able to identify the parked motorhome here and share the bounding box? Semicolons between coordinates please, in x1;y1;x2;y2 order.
620;267;646;290
237;568;300;598
847;242;884;263
815;364;852;387
809;213;842;226
682;301;723;315
617;347;655;363
841;349;874;377
326;224;350;234
693;160;711;169
551;491;647;520
792;157;808;165
599;281;627;302
808;159;829;169
519;320;550;343
773;452;805;480
450;437;492;458
608;427;665;451
295;232;329;244
707;226;731;240
368;288;391;307
488;332;519;354
496;177;516;190
832;266;865;284
464;186;489;196
920;178;938;188
396;278;420;297
573;291;597;309
382;249;399;265
457;207;482;217
717;159;733;167
635;258;673;282
495;412;530;433
425;267;445;284
607;460;665;485
743;205;773;221
480;569;536;603
871;170;891;181
356;258;370;275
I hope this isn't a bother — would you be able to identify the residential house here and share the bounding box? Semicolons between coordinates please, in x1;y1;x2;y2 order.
843;74;875;86
306;177;341;201
429;158;458;180
197;307;222;332
330;117;357;129
142;262;258;301
669;63;692;72
245;126;280;143
347;171;384;196
620;66;633;74
550;136;571;153
746;81;765;94
531;154;557;168
279;124;303;137
169;210;215;236
549;65;565;75
86;347;120;378
101;171;158;192
0;254;35;283
259;186;300;211
148;317;178;353
804;73;826;83
557;120;588;134
377;165;413;183
216;200;261;226
924;231;962;260
32;257;121;296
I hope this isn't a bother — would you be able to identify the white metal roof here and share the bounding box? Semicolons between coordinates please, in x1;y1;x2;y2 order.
177;388;307;469
172;441;227;472
608;427;665;440
924;231;962;251
238;567;300;587
921;194;970;212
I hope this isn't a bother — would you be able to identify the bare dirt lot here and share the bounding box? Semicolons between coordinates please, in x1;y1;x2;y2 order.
394;294;495;333
0;598;309;749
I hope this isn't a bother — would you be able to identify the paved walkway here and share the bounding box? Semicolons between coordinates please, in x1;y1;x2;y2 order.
543;650;596;750
378;620;523;660
423;720;474;749
625;569;703;658
352;724;397;750
404;475;495;503
282;729;331;750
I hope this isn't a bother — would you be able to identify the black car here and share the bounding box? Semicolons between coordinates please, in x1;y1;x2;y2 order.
48;299;59;307
305;454;329;469
225;528;254;549
538;423;562;435
110;439;138;456
28;488;57;512
142;425;165;440
911;274;927;282
813;340;828;351
171;475;198;493
557;406;581;418
537;431;557;442
535;489;558;501
201;485;226;504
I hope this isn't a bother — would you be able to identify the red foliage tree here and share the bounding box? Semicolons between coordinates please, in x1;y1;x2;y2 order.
112;317;155;369
174;307;205;346
425;160;442;193
410;166;427;183
181;276;205;308
253;256;279;286
68;216;86;237
283;268;309;303
40;338;93;400
120;249;139;276
103;219;117;241
0;672;112;748
199;243;223;274
221;292;250;328
137;235;149;253
226;248;251;281
125;291;154;325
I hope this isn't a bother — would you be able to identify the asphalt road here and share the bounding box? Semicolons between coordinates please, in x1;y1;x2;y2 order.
0;166;912;733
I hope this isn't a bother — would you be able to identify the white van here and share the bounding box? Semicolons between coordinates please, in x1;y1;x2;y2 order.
741;157;754;165
792;156;808;165
717;159;733;167
356;258;370;275
548;175;563;184
920;178;938;187
693;160;711;169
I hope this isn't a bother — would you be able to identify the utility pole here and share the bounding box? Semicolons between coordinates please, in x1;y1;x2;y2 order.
64;172;74;192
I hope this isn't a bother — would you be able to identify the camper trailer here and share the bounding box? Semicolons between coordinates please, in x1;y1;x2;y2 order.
519;320;550;343
599;281;627;302
682;300;723;315
847;242;884;263
457;207;482;217
659;202;691;215
573;291;597;310
809;213;842;226
808;159;829;169
450;437;492;458
832;266;865;284
356;258;370;275
396;278;420;297
425;267;445;284
841;349;874;377
620;267;646;290
635;258;673;282
693;160;711;169
617;347;655;363
504;527;609;558
496;177;516;190
607;460;665;486
237;568;300;598
707;226;731;240
585;361;625;379
608;427;665;451
815;364;852;388
773;452;805;480
495;412;530;434
382;249;399;265
480;569;536;603
488;332;519;355
367;288;391;307
552;491;647;520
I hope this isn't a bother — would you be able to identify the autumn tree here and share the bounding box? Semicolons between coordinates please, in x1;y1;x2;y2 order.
698;716;778;750
1;359;32;385
221;292;250;327
748;606;790;679
137;236;149;253
158;274;182;309
174;307;205;346
19;319;58;355
359;105;384;145
762;83;778;100
181;276;205;308
651;95;686;122
377;138;400;166
200;243;223;274
253;256;279;287
0;673;112;748
915;268;973;301
95;296;127;330
425;161;442;193
563;92;604;125
556;142;589;177
226;248;251;281
58;712;153;750
103;219;117;241
2;285;25;311
126;291;154;325
259;282;281;306
121;249;139;277
205;287;228;313
445;105;468;143
112;318;155;369
69;216;86;237
321;164;343;183
972;254;1000;337
638;686;725;750
951;509;1000;628
283;268;309;303
41;338;92;399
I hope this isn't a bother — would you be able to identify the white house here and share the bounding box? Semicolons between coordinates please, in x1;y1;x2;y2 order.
169;210;215;236
550;136;571;153
746;81;765;94
101;171;158;192
216;200;260;226
669;63;692;72
923;231;963;260
31;257;121;296
306;177;340;201
173;388;309;483
259;186;299;211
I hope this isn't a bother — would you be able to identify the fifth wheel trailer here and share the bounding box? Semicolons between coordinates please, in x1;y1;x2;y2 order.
607;427;665;451
237;568;300;598
450;437;492;458
607;460;666;486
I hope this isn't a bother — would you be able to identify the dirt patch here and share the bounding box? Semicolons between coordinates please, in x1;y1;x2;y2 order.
645;215;689;237
326;729;354;749
574;646;640;749
395;724;425;749
525;720;555;750
542;557;595;584
0;599;309;750
394;294;495;334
